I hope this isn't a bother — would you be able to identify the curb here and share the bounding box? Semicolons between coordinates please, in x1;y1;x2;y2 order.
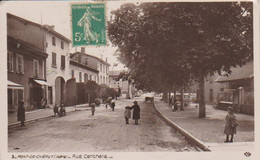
8;108;79;129
153;102;211;152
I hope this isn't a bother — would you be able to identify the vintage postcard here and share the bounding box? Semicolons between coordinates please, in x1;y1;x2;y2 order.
0;0;259;160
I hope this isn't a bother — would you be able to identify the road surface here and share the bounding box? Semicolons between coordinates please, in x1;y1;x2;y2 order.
8;98;200;152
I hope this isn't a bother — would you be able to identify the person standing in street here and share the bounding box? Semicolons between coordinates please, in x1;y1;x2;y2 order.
111;99;115;111
53;104;60;117
131;101;140;125
124;106;132;124
59;102;66;117
224;106;239;143
17;100;25;126
90;103;96;116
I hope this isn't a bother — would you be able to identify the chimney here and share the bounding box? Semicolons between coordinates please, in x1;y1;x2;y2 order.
43;24;55;30
81;47;85;53
50;25;55;30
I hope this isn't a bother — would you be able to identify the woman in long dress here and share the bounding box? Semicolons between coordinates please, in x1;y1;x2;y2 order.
131;101;141;125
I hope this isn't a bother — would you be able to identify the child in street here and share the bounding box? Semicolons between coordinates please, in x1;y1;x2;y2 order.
124;106;132;124
90;103;96;116
224;106;239;142
59;103;66;117
53;104;60;116
111;99;115;111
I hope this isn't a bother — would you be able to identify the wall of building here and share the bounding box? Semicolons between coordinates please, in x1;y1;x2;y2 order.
7;14;45;50
192;74;229;104
85;56;98;70
69;65;98;83
45;32;70;105
8;51;45;111
97;61;109;85
204;75;229;104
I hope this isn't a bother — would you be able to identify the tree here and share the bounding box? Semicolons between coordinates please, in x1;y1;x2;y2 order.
85;81;100;103
99;84;118;99
108;2;253;118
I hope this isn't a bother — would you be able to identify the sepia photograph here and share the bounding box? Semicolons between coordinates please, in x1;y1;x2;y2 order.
0;0;259;160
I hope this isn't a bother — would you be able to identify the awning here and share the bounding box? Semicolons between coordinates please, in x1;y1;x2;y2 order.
8;80;24;89
33;79;49;86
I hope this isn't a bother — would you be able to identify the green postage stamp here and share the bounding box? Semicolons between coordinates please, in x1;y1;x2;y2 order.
71;3;106;46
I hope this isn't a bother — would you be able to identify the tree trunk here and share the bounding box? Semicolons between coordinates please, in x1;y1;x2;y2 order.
162;91;167;101
174;89;177;111
88;93;91;104
199;74;206;118
168;91;171;105
180;85;184;111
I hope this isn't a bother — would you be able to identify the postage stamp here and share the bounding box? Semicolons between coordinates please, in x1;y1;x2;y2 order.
71;3;106;46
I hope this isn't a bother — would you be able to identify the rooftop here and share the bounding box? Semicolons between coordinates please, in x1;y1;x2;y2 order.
216;61;253;82
109;70;122;77
7;13;71;42
71;51;110;66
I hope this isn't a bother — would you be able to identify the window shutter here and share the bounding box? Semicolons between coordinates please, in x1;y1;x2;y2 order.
61;55;65;69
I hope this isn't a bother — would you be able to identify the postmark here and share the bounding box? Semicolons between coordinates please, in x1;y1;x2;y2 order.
71;3;106;46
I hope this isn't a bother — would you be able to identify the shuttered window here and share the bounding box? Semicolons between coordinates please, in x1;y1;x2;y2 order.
61;55;65;69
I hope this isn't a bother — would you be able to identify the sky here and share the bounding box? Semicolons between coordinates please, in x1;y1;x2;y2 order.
2;1;126;71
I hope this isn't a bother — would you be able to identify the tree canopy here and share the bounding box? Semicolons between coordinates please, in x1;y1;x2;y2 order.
108;2;253;117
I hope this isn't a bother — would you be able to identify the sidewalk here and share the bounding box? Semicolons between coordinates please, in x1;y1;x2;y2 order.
8;103;90;127
154;98;254;151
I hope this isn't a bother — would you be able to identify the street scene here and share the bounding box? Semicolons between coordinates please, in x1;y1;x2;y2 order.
8;98;199;152
4;0;254;154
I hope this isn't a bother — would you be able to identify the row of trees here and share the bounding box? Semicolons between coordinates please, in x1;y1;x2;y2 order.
108;2;253;118
85;81;119;102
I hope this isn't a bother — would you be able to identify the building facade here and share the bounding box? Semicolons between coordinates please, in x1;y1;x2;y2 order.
70;52;99;83
7;13;48;111
69;52;99;105
44;25;71;106
7;13;72;109
109;70;136;99
79;47;110;85
216;61;254;115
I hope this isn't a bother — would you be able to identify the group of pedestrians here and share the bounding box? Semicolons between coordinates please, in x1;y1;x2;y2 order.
53;102;66;117
124;101;141;125
90;97;116;116
89;98;141;125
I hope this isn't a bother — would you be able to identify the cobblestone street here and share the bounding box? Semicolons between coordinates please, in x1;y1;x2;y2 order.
8;98;199;152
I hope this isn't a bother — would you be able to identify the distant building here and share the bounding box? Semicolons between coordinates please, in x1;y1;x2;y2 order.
78;47;110;85
69;52;99;105
109;70;135;99
109;70;121;89
198;74;228;104
185;73;228;105
70;52;99;83
216;61;254;115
